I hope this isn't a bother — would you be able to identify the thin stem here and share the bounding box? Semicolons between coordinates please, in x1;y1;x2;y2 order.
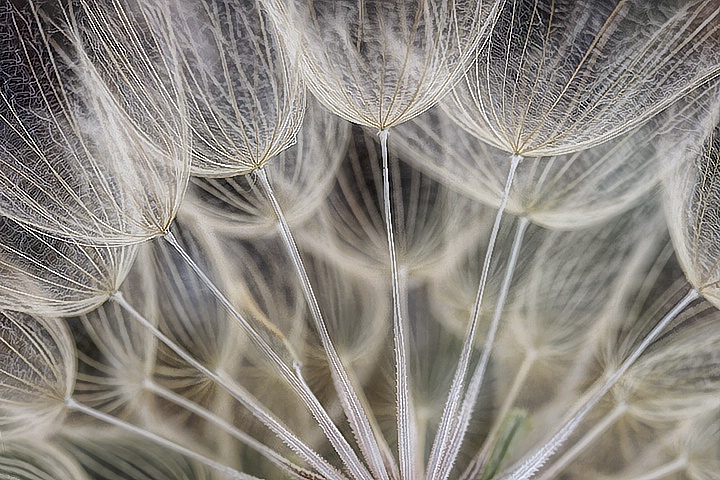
398;265;421;479
341;363;402;480
143;379;321;480
465;349;537;480
503;288;700;480
535;403;628;480
629;455;688;480
428;154;523;480
65;397;252;480
163;231;369;480
377;128;415;480
255;166;386;480
111;292;343;480
441;216;530;480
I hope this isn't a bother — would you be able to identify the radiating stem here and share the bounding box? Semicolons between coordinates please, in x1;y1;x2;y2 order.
441;216;530;479
65;397;251;480
112;292;344;480
428;155;523;480
535;403;628;480
163;231;369;479
345;364;402;480
254;167;384;480
503;288;700;480
377;128;415;480
143;379;320;480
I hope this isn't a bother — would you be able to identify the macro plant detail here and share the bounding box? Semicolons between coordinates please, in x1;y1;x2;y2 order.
1;0;720;479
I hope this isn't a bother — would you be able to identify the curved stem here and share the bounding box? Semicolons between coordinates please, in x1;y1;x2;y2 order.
254;167;382;480
535;403;627;480
143;379;321;480
428;154;523;480
65;397;252;480
111;292;344;480
503;288;700;480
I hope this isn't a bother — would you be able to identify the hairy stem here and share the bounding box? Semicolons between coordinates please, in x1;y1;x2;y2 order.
254;167;384;480
378;128;416;480
428;155;523;480
535;403;628;480
163;231;369;479
441;216;530;479
143;379;321;480
65;397;251;480
112;292;344;480
503;288;699;480
398;263;421;479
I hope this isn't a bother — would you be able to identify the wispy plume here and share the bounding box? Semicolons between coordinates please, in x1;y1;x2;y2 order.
0;1;719;480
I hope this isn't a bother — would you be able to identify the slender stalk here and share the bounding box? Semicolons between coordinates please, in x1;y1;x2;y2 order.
464;349;537;480
629;455;688;480
398;265;421;479
163;232;371;480
345;364;402;480
535;403;628;480
503;288;700;480
65;397;252;480
428;155;523;480
255;166;387;480
111;292;344;480
377;128;415;480
440;216;530;479
143;379;321;480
